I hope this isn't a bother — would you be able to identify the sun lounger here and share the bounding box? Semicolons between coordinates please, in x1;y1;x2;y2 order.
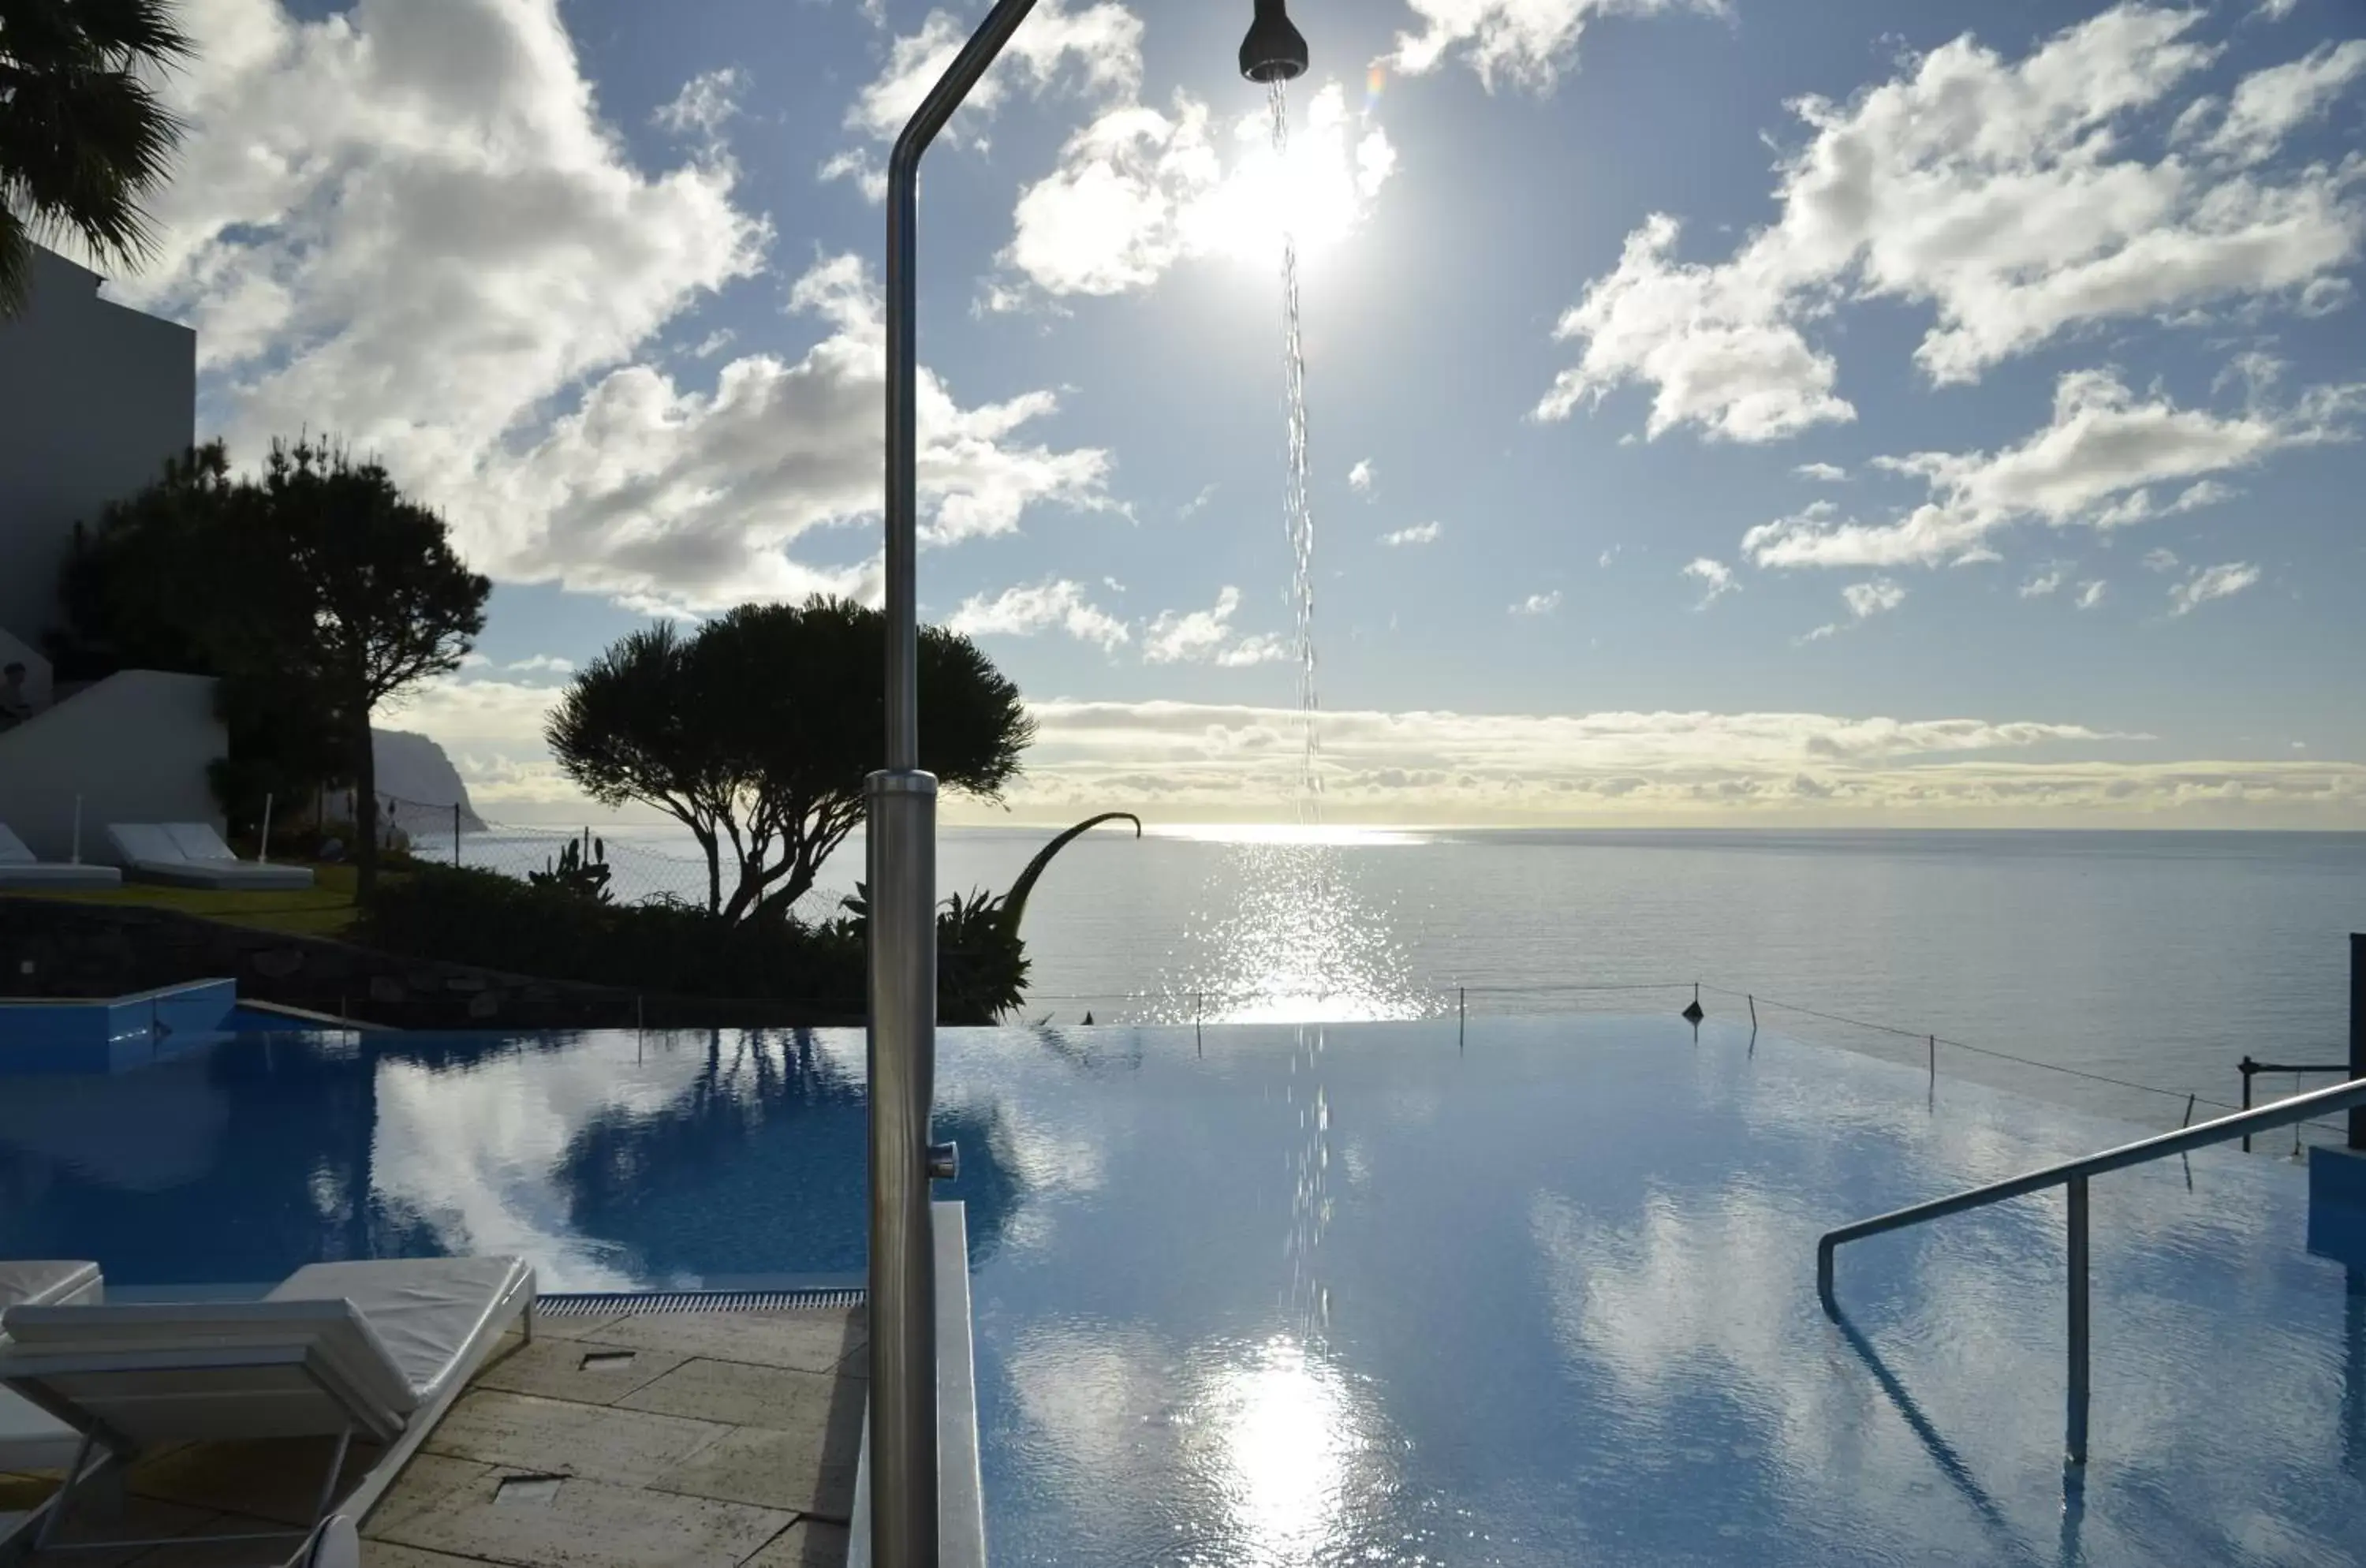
0;824;121;890
105;822;315;890
0;1260;103;1475
0;1256;532;1559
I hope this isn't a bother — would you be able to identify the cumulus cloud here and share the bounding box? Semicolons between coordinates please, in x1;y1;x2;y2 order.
946;578;1130;651
2020;564;2068;598
505;655;577;675
976;700;2366;827
1538;6;2366;441
1681;558;1736;607
391;683;2366;827
1382;522;1442;547
1793;462;1848;482
2169;561;2262;614
117;0;1110;615
2076;580;2109;609
1143;587;1289;666
996;79;1395;303
1349;459;1375;495
652;65;746;142
2178;39;2366;165
468;255;1114;609
824;0;1144;197
1741;368;2360;569
1510;590;1564;616
1804;577;1905;641
1388;0;1728;94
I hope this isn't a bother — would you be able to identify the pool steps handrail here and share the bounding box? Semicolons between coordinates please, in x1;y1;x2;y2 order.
1817;1073;2366;1465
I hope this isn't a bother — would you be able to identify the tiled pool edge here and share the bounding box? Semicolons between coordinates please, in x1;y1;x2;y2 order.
849;1200;985;1568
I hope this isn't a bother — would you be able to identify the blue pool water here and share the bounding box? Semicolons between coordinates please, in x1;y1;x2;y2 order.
2;1017;2360;1563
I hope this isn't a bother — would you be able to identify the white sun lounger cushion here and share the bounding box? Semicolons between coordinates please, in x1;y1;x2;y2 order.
161;823;241;863
105;823;181;866
0;825;35;866
0;1262;100;1309
0;1298;420;1431
265;1257;534;1409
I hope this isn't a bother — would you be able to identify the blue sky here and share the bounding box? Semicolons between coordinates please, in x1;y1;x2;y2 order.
110;0;2366;824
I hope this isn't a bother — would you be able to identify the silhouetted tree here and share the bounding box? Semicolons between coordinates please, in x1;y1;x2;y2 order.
547;596;1034;921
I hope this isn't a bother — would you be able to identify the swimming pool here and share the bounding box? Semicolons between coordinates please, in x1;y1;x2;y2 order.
2;1016;2360;1562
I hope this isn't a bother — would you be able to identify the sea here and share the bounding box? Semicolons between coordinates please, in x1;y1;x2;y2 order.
447;822;2365;1140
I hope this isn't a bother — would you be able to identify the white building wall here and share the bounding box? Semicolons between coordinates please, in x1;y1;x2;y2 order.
0;247;196;651
0;672;225;862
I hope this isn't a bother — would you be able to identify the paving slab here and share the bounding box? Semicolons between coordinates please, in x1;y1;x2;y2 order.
422;1391;730;1489
588;1312;864;1376
741;1520;849;1567
125;1436;384;1527
613;1360;849;1435
647;1424;858;1522
369;1457;791;1568
356;1546;494;1568
469;1336;691;1407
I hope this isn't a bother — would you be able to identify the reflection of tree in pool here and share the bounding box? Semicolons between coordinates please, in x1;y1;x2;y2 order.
547;1032;1032;1281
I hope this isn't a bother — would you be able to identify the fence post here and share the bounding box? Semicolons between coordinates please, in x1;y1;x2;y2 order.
1928;1033;1935;1085
1458;987;1466;1049
258;793;274;864
2241;1056;2256;1152
2350;933;2364;1151
69;794;83;865
454;803;462;868
2066;1174;2090;1466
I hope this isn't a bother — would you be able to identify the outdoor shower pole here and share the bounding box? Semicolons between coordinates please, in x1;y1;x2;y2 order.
873;5;1041;1563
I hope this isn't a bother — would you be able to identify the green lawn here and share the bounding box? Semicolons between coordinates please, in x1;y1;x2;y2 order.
16;862;363;939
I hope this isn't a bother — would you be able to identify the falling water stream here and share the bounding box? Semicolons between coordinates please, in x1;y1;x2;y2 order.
1270;80;1333;1346
1271;81;1322;824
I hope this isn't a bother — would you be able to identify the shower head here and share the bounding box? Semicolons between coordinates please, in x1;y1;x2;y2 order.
1240;0;1308;84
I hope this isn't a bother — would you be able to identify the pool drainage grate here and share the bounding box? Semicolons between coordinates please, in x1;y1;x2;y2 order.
537;1287;864;1316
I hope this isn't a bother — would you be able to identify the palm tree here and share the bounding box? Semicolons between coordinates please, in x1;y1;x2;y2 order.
0;0;191;316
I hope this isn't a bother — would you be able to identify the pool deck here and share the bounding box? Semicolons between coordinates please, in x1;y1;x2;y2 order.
3;1305;865;1567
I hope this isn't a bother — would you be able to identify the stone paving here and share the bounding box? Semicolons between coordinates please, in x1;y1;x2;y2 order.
2;1307;864;1567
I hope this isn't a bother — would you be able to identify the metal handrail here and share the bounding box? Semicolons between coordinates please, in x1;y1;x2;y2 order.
1818;1075;2366;1466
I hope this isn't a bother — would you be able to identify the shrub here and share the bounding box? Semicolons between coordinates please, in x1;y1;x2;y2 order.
362;864;1023;1025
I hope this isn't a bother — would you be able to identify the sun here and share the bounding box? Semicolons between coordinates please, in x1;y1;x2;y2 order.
1185;81;1397;269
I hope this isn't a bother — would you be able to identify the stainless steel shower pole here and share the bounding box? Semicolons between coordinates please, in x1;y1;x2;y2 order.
871;4;1039;1564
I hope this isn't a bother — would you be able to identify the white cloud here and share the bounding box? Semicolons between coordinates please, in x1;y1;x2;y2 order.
1804;577;1905;641
1178;483;1218;521
980;700;2366;827
1143;587;1288;666
113;1;1111;615
1681;557;1736;607
2144;547;2182;572
1389;0;1728;94
2182;39;2366;165
1742;368;2360;569
2076;580;2109;609
838;0;1142;148
1793;461;1848;482
946;578;1130;651
505;655;577;675
468;255;1114;610
997;80;1396;303
2169;561;2262;614
1539;7;2366;441
652;65;745;142
1382;522;1442;547
1510;590;1564;616
1349;459;1375;495
2020;565;2068;598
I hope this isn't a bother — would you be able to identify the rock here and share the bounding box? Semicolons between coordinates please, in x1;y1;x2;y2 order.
467;990;501;1020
